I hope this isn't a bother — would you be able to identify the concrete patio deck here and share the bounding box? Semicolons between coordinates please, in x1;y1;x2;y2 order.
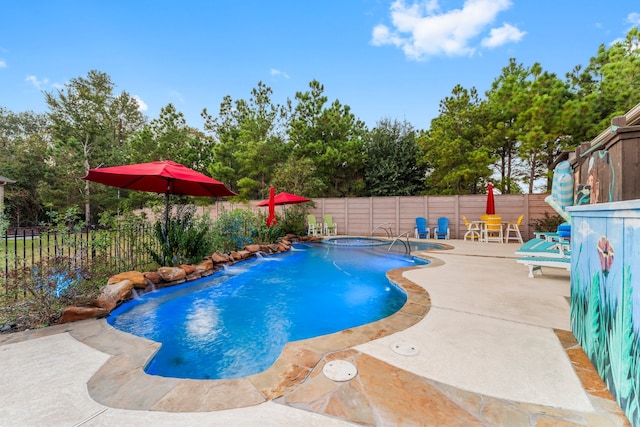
0;239;632;426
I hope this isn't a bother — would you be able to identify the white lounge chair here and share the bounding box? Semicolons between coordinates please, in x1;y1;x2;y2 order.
516;256;571;278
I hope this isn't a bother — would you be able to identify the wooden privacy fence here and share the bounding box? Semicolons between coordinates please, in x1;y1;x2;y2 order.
305;194;551;241
204;193;555;241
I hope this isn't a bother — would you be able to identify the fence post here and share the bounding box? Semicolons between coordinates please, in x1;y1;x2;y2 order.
2;231;7;293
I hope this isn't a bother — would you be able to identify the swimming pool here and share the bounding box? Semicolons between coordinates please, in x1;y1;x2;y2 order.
107;241;435;380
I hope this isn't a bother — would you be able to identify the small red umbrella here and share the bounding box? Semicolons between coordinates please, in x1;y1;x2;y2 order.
266;186;277;226
486;183;496;215
256;192;311;206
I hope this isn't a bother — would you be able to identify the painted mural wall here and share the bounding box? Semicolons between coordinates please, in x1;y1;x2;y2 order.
569;201;640;426
574;149;615;206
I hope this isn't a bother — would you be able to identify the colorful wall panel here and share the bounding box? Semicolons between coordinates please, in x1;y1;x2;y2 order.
569;201;640;426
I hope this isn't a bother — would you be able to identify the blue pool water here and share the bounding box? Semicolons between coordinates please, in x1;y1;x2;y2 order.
107;240;435;380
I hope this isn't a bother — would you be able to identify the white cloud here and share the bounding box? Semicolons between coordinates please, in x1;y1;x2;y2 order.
371;0;522;61
481;23;526;48
628;12;640;25
133;95;148;112
25;75;49;88
0;59;6;69
270;68;290;79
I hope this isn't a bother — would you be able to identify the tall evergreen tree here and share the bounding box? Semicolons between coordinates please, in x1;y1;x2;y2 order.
417;85;493;194
484;58;529;194
0;108;49;226
364;118;424;196
44;70;145;224
203;81;288;200
288;80;367;197
564;27;640;143
517;65;572;192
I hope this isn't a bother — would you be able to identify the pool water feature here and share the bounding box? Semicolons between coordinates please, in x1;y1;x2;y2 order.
107;242;429;380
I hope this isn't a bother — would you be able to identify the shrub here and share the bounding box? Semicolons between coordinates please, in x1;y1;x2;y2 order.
209;207;286;253
529;212;565;232
150;204;213;267
0;257;97;330
252;211;283;244
277;205;309;235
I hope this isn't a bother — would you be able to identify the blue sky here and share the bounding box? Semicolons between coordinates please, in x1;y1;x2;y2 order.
1;1;638;131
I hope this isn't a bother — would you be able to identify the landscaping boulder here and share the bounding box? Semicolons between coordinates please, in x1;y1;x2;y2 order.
157;267;186;282
195;259;214;273
268;244;281;253
211;252;230;263
186;271;202;281
144;271;162;284
59;306;109;324
96;279;134;311
245;244;261;253
180;264;196;275
237;250;252;259
107;271;147;289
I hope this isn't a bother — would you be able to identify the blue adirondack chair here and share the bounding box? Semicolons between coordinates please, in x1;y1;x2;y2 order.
434;217;450;240
414;217;430;239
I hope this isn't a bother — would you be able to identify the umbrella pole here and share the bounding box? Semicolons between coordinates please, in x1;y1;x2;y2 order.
164;192;170;242
164;186;171;265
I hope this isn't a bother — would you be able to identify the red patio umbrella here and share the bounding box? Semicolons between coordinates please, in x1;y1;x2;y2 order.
266;186;277;226
256;192;311;206
84;160;236;232
486;183;496;215
84;160;235;198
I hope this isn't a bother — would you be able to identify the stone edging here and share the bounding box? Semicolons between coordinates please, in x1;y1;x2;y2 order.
59;234;322;324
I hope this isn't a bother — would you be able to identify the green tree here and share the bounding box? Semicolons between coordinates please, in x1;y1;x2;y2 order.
128;103;211;172
484;58;529;194
44;70;145;225
564;27;640;144
203;81;288;200
364;118;424;196
417;85;493;194
288;80;367;197
517;65;572;193
0;108;49;226
485;60;572;193
599;27;640;115
271;157;326;197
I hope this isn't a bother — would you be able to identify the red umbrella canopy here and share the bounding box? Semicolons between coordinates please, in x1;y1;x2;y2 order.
266;186;277;226
256;192;311;206
486;183;496;215
84;160;236;197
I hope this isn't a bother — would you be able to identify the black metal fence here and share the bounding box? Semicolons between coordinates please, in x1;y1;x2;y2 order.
1;225;160;292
